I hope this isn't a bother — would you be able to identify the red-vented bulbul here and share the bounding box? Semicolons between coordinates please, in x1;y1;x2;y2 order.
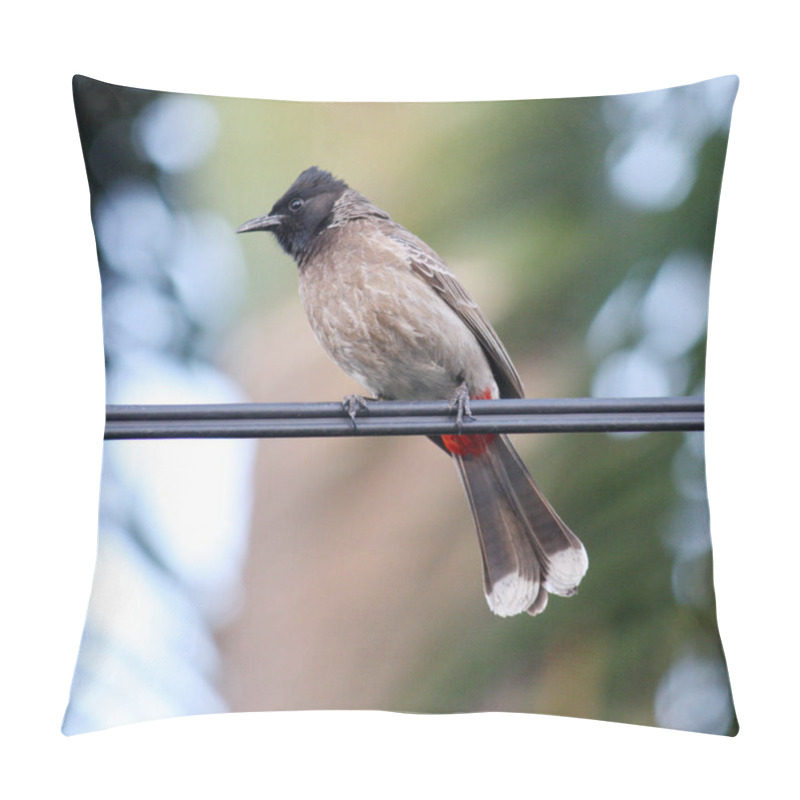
238;166;588;616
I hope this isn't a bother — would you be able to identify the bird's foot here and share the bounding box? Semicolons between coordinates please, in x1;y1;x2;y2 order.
342;394;373;427
449;382;475;431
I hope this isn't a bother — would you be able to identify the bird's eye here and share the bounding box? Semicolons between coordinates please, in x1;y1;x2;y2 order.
289;198;304;212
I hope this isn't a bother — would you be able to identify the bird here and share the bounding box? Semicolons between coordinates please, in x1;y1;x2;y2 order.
237;166;588;617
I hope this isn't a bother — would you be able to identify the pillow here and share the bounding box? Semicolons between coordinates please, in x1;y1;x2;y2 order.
65;74;738;735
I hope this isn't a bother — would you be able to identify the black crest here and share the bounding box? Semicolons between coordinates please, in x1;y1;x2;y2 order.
279;166;349;200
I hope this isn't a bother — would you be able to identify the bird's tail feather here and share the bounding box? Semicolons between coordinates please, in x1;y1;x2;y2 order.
453;434;588;617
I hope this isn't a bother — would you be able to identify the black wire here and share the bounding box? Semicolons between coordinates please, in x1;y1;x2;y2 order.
105;397;704;440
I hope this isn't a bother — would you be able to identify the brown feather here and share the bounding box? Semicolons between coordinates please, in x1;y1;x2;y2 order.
454;434;588;616
381;223;525;399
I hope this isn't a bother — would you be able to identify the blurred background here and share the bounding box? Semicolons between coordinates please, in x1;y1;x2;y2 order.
64;74;737;735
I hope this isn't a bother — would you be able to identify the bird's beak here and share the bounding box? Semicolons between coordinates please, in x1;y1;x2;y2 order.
236;214;284;234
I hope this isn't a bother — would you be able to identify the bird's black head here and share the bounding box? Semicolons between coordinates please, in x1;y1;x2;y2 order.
237;167;349;262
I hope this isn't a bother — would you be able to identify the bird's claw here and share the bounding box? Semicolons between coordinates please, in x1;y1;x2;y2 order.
342;394;372;427
450;382;475;431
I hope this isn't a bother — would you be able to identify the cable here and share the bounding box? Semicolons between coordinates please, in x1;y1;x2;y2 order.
105;396;704;440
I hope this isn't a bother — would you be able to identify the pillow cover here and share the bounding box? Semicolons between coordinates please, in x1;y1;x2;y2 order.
65;74;738;735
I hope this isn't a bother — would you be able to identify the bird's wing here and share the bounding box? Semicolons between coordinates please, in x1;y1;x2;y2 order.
387;225;525;399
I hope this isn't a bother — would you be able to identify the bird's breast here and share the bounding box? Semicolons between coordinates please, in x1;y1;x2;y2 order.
297;226;496;401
